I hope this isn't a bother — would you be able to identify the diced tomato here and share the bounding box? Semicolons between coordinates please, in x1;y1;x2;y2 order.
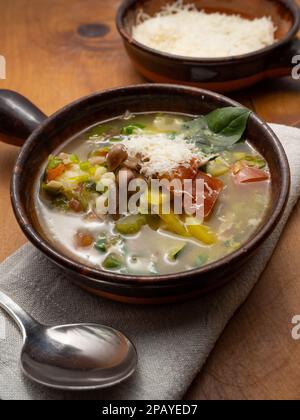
193;171;224;219
160;158;199;182
233;166;269;184
46;163;66;182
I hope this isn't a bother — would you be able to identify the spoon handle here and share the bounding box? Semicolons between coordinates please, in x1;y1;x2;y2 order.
0;291;38;339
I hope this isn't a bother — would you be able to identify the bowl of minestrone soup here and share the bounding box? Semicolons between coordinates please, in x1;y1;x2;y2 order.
0;85;290;304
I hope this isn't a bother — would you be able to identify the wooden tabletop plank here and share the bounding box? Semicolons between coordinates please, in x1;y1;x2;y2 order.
1;0;300;400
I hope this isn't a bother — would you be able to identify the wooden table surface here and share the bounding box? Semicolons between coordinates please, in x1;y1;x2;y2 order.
1;0;300;400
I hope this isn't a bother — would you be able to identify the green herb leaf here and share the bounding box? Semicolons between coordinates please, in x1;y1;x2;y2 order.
121;124;145;136
183;107;251;152
207;107;251;138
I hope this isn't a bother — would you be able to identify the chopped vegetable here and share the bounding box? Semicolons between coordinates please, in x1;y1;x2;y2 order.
243;155;266;169
168;243;187;261
52;195;69;210
159;213;189;237
46;163;66;182
47;156;63;169
233;152;247;161
206;157;229;177
186;217;217;245
70;154;79;163
94;238;107;253
39;110;271;276
116;214;147;235
80;161;92;172
42;181;63;195
233;166;269;183
193;171;224;218
102;253;123;270
121;124;145;135
75;232;94;248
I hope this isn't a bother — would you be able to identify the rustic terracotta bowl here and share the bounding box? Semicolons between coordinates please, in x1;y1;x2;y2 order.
0;85;290;304
116;0;300;92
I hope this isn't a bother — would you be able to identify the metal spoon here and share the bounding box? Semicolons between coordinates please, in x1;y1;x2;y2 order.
0;291;138;391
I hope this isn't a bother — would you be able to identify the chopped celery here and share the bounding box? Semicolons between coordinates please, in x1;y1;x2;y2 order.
102;253;123;270
80;161;92;172
70;174;90;183
47;157;63;169
42;181;63;196
233;152;247;161
70;154;80;163
244;155;266;169
206;157;229;177
116;214;147;235
168;244;187;261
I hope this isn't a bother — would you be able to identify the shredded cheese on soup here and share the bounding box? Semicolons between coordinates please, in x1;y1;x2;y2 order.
121;134;199;177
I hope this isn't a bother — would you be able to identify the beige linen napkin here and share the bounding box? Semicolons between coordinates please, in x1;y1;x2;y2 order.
0;124;299;400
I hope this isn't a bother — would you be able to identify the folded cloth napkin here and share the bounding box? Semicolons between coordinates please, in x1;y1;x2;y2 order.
0;124;300;401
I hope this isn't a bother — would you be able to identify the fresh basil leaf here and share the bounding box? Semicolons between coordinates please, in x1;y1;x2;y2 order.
206;107;251;143
182;107;251;151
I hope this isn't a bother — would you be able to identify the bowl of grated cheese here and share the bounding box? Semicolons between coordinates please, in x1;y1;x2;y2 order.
116;0;300;92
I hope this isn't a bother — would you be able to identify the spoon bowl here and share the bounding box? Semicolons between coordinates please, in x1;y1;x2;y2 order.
0;291;138;390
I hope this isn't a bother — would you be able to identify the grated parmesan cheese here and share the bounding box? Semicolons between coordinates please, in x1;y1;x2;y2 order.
132;0;277;58
121;134;199;177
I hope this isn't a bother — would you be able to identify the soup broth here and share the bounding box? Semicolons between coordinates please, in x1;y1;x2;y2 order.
36;110;271;276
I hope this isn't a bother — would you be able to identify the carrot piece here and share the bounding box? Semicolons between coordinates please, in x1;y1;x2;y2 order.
46;163;66;182
75;232;94;248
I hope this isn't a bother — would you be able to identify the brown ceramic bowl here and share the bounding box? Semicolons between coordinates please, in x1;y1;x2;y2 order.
116;0;300;92
0;85;290;304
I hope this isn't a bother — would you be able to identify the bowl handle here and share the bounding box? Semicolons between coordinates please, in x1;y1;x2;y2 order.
267;38;300;79
0;90;47;147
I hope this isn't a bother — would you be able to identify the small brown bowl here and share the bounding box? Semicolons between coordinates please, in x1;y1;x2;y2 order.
116;0;300;92
0;85;290;304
